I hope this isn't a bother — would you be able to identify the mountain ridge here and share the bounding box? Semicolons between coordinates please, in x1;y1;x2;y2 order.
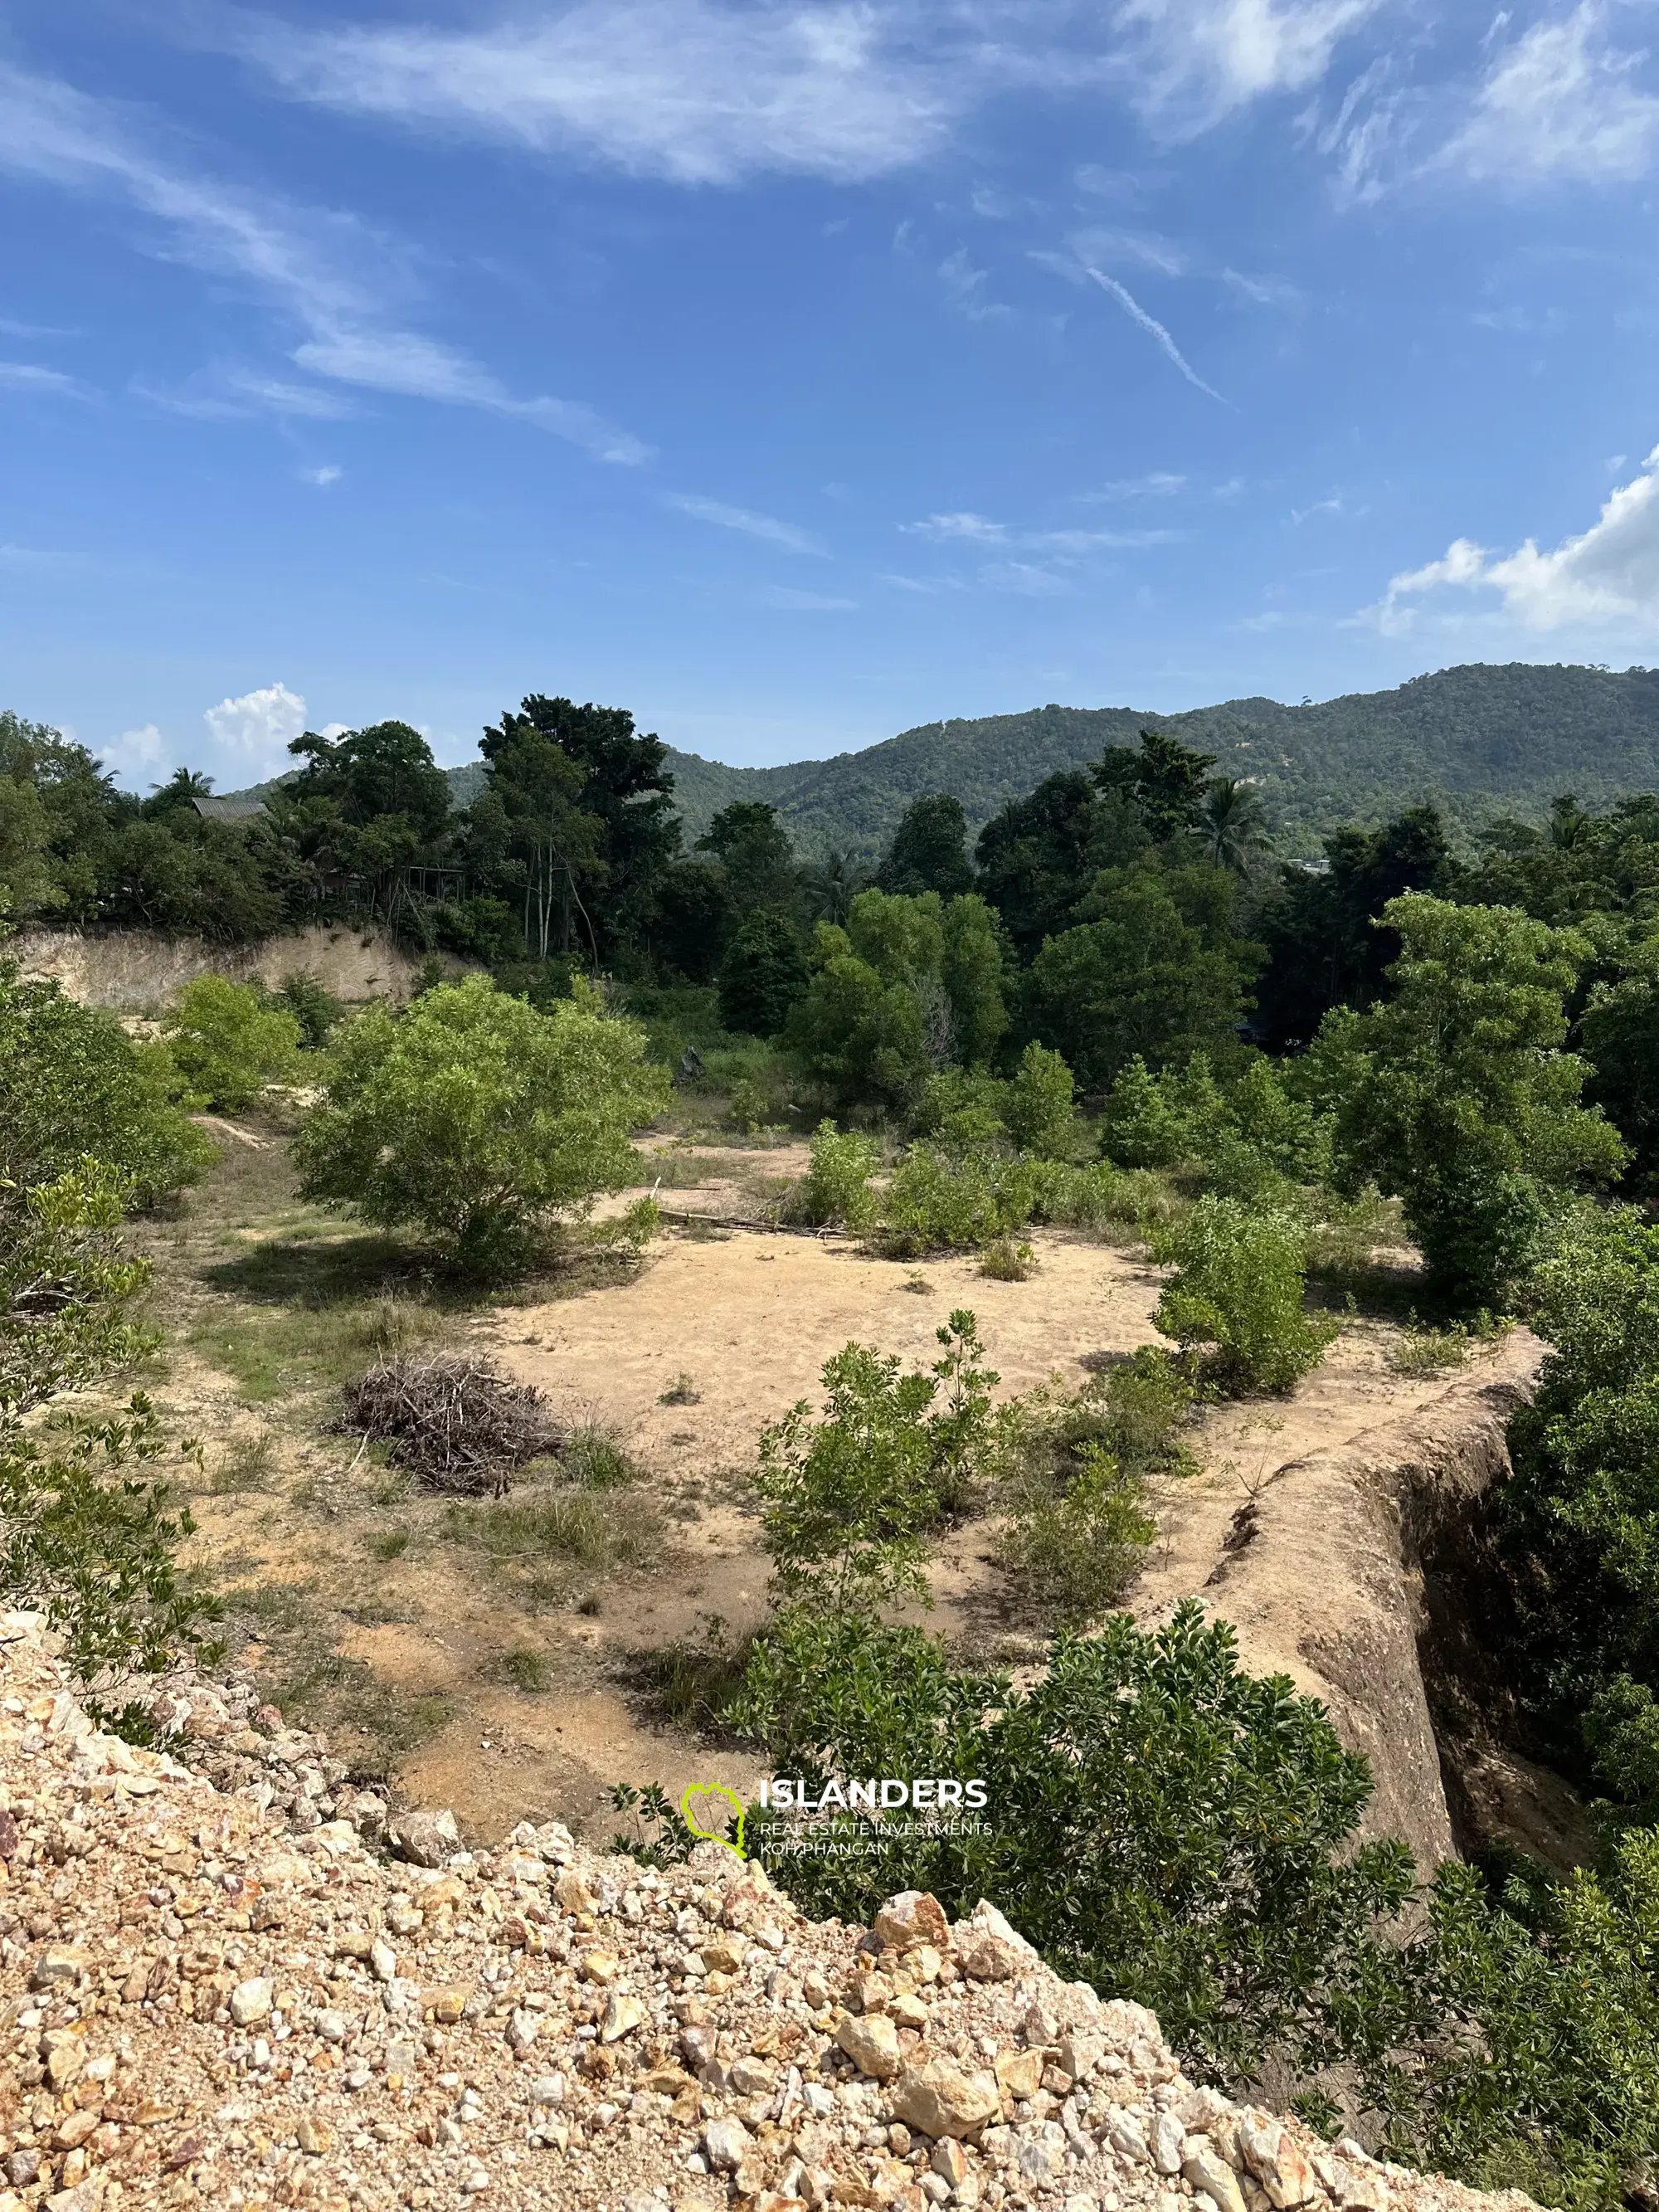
244;662;1659;857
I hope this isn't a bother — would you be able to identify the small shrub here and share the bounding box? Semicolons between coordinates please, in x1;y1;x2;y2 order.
1000;1442;1156;1626
877;1145;1037;1255
979;1238;1034;1281
367;1527;411;1560
1003;1042;1078;1159
162;974;302;1111
1154;1196;1338;1394
294;973;670;1275
792;1120;880;1231
270;972;343;1050
659;1372;702;1405
1387;1312;1502;1377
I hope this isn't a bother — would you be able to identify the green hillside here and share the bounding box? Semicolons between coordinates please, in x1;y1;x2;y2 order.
641;662;1659;858
240;663;1659;857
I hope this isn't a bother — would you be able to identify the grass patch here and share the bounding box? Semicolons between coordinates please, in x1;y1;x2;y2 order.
442;1488;661;1572
630;1615;751;1735
366;1527;411;1560
1386;1310;1507;1376
658;1372;702;1406
212;1433;278;1493
224;1578;318;1632
563;1425;644;1488
189;1290;447;1405
489;1646;554;1693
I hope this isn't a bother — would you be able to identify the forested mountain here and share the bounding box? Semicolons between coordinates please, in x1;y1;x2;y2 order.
630;663;1659;858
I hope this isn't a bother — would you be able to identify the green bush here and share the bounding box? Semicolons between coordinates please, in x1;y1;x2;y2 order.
0;961;212;1206
162;972;302;1110
1316;894;1626;1307
717;910;809;1037
294;972;670;1274
270;971;343;1050
792;1120;880;1230
1002;1040;1078;1158
730;1601;1418;2085
1154;1194;1338;1392
753;1311;1000;1611
878;1144;1039;1255
999;1441;1155;1625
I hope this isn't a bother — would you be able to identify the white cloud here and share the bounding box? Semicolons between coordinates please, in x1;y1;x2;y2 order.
1091;470;1190;499
238;1;975;187
0;62;648;465
1371;446;1659;633
665;494;824;553
301;464;343;485
937;248;1010;322
1115;0;1381;137
203;681;310;770
0;360;85;396
766;585;857;609
904;511;1009;543
100;723;170;778
1444;3;1659;184
980;559;1073;597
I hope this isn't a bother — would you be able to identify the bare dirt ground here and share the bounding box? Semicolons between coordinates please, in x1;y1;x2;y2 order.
118;1124;1520;1853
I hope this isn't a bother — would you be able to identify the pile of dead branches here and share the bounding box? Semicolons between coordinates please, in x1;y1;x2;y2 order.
340;1354;562;1497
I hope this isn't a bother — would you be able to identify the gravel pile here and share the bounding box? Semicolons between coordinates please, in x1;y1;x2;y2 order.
0;1612;1539;2212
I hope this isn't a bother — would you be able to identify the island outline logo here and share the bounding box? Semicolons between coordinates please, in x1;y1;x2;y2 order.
679;1781;746;1859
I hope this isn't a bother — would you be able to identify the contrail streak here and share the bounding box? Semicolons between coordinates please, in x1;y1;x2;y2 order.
1082;265;1228;403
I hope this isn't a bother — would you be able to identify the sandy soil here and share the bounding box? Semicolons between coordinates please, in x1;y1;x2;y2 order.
137;1133;1515;1852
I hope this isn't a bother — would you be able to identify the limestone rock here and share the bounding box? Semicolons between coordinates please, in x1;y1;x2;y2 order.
385;1805;460;1868
873;1891;951;1954
836;2011;902;2081
890;2059;1002;2140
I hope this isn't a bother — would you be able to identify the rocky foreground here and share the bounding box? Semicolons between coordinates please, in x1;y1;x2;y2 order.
0;1615;1536;2212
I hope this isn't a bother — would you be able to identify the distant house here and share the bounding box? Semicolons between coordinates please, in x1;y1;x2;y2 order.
191;796;270;825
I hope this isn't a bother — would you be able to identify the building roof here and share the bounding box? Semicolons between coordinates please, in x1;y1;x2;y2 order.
192;795;269;823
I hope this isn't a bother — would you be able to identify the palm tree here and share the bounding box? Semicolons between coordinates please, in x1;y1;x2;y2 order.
800;848;868;927
1197;777;1272;872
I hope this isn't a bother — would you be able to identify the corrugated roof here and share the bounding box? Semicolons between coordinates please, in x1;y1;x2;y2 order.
192;796;269;823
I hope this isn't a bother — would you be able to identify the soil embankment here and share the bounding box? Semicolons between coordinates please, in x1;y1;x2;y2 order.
14;922;446;1008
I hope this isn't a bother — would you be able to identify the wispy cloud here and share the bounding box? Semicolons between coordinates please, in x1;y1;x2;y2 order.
1115;0;1382;139
1442;2;1659;185
1070;225;1187;276
233;0;978;187
905;512;1009;543
300;464;343;486
0;360;88;397
666;494;825;554
937;247;1010;322
766;585;856;610
1091;471;1190;499
1223;266;1303;307
0;61;648;465
1368;446;1659;634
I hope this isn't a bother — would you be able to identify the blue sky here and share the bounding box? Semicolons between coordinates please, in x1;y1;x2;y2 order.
5;0;1659;788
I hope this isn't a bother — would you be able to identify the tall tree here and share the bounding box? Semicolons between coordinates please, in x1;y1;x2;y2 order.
1093;729;1218;842
485;695;680;959
975;771;1148;962
696;801;797;918
1253;806;1450;1050
876;794;974;899
1196;777;1272;873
